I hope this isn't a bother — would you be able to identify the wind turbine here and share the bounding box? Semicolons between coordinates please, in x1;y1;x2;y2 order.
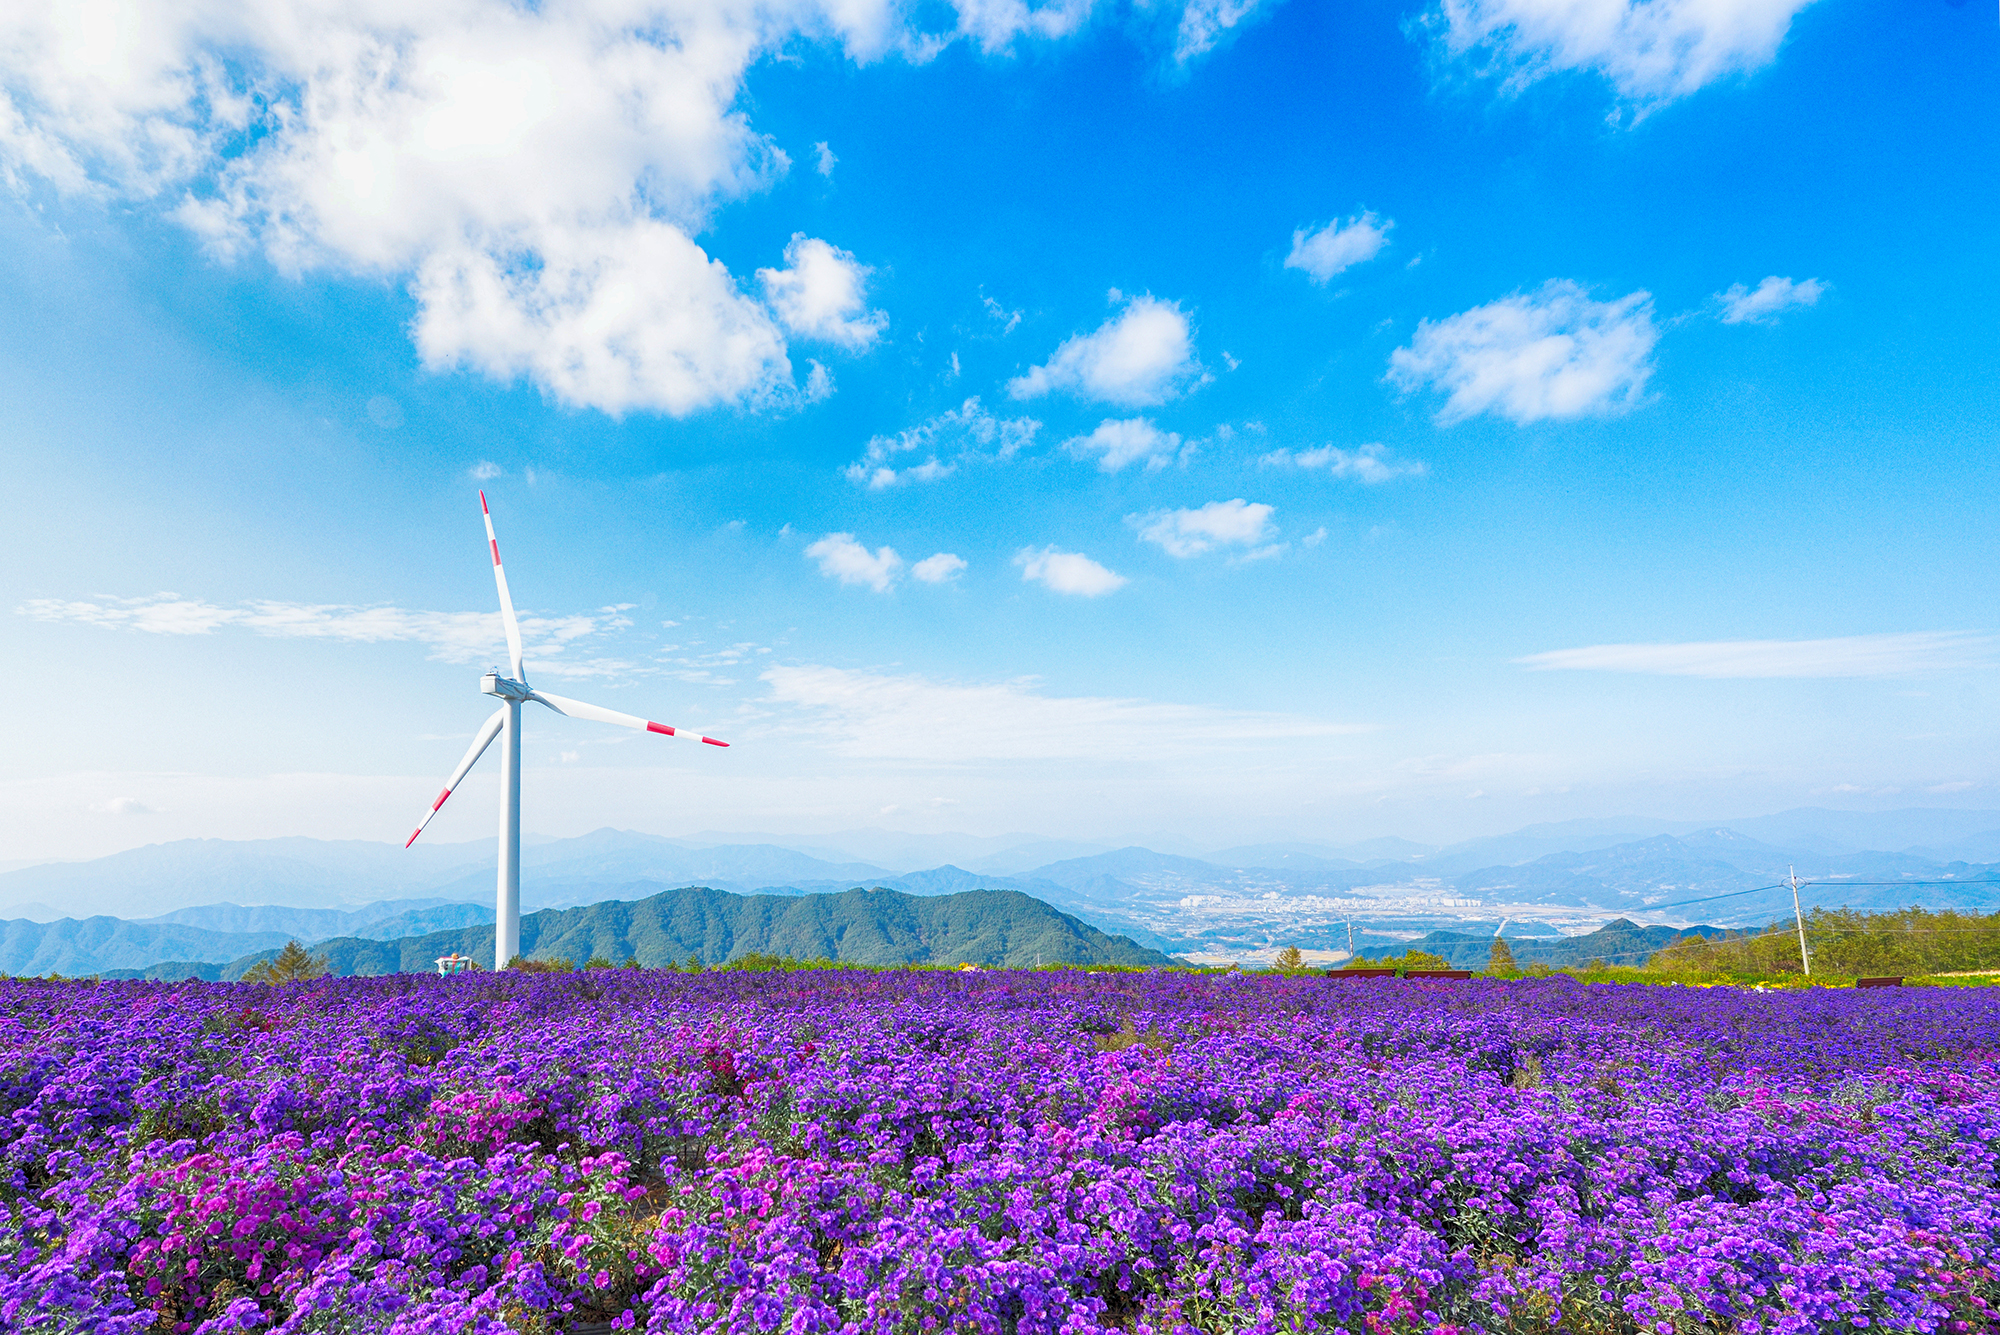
404;491;729;969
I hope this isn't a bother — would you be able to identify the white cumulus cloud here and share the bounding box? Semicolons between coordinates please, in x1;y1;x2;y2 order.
1064;418;1184;472
1008;293;1201;406
1133;499;1275;558
845;397;1041;487
1014;546;1127;597
804;533;904;592
412;218;791;417
1387;280;1657;425
911;552;968;583
1261;442;1426;483
759;234;887;350
1715;275;1827;325
1428;0;1821;107
0;0;1136;419
1284;211;1392;283
1515;632;1997;679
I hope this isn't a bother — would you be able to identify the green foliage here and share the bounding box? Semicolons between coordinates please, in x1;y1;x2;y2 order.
239;941;327;985
1487;937;1518;976
505;955;575;974
1361;949;1453;974
726;951;788;972
1646;907;2000;982
1271;946;1307;975
724;952;862;973
583;955;615;970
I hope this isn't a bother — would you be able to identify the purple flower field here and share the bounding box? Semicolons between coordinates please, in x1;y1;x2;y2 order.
3;972;1998;1335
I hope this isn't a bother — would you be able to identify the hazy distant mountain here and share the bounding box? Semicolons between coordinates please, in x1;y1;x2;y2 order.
164;885;1176;980
1719;808;2000;855
1203;844;1365;872
0;917;295;976
672;829;1110;874
963;840;1119;876
1449;832;2000;923
420;832;894;907
137;899;454;937
2;900;497;976
0;837;489;920
1029;847;1226;892
1906;831;2000;865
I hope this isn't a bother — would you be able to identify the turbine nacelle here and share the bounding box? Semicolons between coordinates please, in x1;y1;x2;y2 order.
480;671;533;702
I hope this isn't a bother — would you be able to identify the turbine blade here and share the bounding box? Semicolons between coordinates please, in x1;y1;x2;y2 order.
405;706;508;847
532;690;730;747
481;491;526;682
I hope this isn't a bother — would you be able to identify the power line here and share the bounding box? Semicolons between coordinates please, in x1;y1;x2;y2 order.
1638;879;2000;912
1639;882;1791;910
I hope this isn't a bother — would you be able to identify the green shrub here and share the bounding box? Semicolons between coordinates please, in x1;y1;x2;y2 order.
240;942;327;985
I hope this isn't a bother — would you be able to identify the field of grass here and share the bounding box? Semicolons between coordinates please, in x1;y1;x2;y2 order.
4;970;1998;1333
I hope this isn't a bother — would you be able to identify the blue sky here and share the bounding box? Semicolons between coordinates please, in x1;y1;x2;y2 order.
3;0;1998;862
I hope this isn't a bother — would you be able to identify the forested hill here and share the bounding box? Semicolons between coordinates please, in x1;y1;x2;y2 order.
120;884;1177;979
1358;919;1729;971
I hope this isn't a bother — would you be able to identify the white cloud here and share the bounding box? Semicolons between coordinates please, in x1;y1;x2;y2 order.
912;553;968;583
411;218;792;417
1008;293;1201;406
1715;275;1827;325
1515;632;1998;679
813;141;837;176
1428;0;1820;107
804;533;903;592
1260;442;1426;483
982;293;1023;334
90;797;157;816
1015;546;1127;597
1174;0;1275;62
1064;417;1184;472
1284;211;1392;283
758;234;887;351
761;663;1364;762
0;1;1128;419
845;397;1041;487
19;593;637;677
1387;280;1657;425
470;461;503;480
1133;499;1275;558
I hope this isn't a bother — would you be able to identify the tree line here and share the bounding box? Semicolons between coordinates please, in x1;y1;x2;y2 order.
1644;905;2000;980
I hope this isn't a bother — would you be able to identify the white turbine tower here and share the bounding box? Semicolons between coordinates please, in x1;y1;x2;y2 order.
404;492;729;969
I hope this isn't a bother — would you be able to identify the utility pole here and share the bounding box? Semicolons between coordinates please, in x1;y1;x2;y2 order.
1345;917;1355;958
1789;866;1810;976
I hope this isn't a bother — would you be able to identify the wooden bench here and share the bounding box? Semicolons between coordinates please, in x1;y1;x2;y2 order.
1855;976;1904;989
1329;967;1398;978
1406;969;1475;980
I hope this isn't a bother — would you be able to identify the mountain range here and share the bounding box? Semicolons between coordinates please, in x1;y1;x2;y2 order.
103;885;1173;980
8;807;2000;977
